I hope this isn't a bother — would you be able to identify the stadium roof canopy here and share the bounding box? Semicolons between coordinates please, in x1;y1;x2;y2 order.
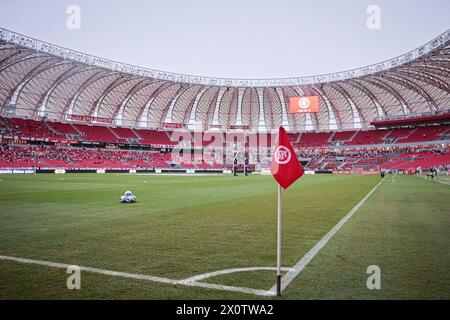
0;27;449;132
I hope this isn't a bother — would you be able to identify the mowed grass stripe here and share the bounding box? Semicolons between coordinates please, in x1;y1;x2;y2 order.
0;174;382;299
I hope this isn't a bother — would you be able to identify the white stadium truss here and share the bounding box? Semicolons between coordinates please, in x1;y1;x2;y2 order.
0;27;449;131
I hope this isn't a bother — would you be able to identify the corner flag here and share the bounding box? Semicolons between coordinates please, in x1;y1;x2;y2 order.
270;126;304;296
270;126;304;189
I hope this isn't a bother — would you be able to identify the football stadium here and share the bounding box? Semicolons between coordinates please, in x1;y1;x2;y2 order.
0;1;449;305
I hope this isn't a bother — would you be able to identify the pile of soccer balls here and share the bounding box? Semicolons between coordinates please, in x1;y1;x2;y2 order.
120;190;137;203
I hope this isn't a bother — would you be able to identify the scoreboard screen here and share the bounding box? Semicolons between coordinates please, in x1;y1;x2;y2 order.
289;96;319;113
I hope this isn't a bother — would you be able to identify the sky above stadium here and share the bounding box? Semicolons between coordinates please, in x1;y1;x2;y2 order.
0;0;448;79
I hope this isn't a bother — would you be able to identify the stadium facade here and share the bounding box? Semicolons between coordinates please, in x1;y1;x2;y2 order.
0;27;448;132
0;27;449;174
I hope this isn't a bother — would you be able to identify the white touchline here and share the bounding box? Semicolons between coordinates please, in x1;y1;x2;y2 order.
270;177;386;294
0;254;179;284
0;255;276;297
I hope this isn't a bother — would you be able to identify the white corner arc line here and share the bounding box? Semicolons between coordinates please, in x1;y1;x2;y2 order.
184;267;294;282
270;177;386;294
0;255;275;297
183;281;275;297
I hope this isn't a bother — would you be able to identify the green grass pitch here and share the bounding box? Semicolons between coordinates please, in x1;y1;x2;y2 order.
0;173;449;299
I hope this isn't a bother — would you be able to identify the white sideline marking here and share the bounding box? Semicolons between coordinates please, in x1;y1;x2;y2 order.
0;255;179;284
270;177;386;294
118;173;223;177
0;255;275;297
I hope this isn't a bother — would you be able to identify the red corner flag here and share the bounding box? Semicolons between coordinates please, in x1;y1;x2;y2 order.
271;126;304;296
270;126;304;189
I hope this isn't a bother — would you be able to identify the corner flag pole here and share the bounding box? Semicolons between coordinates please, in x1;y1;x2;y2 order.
276;183;282;296
271;126;304;297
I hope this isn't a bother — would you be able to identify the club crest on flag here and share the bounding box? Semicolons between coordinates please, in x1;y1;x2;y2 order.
274;146;291;164
270;126;304;190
